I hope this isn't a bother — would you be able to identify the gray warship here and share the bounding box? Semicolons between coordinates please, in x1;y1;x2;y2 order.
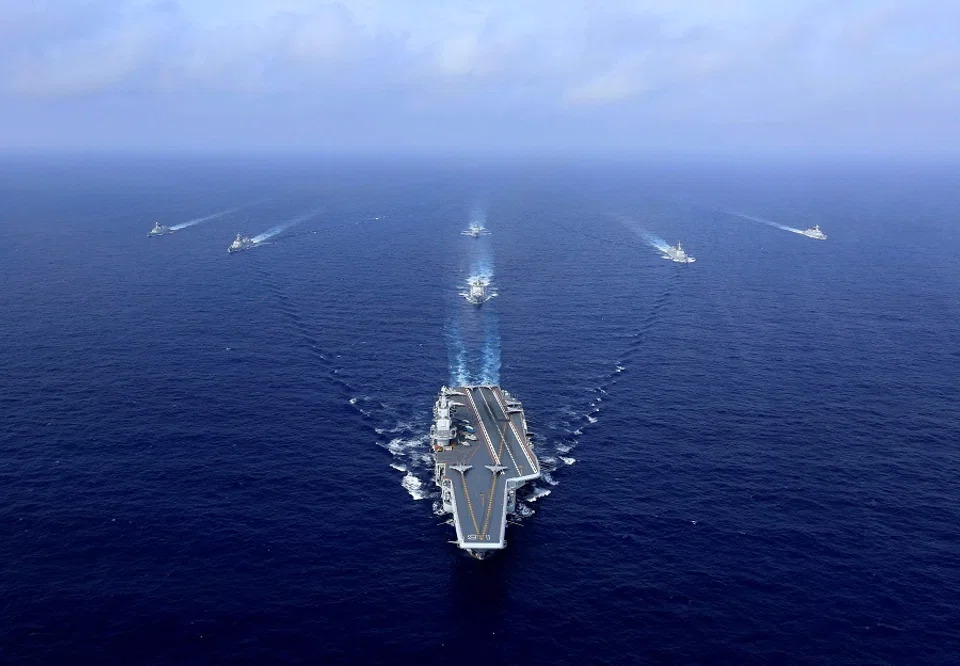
228;234;256;253
460;276;497;305
431;385;540;557
800;224;827;240
461;223;489;238
148;222;173;237
662;242;696;263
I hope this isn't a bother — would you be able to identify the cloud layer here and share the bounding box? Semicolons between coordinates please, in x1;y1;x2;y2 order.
1;0;958;152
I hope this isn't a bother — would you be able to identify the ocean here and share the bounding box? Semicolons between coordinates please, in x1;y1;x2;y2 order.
1;154;958;664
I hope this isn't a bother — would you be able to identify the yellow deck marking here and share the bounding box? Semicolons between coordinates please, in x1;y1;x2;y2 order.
493;387;536;472
466;389;500;466
478;420;511;538
459;472;481;535
480;467;499;538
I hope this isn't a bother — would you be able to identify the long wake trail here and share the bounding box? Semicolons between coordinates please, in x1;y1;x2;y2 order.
516;212;683;504
726;210;803;234
252;209;320;243
447;323;470;386
480;313;501;385
170;207;238;231
618;217;672;253
383;208;509;506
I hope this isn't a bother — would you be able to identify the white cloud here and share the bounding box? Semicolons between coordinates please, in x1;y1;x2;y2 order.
565;67;651;105
0;0;957;150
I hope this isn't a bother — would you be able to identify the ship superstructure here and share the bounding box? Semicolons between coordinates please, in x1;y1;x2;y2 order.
662;242;696;264
148;222;173;237
461;276;497;305
228;234;256;253
800;224;827;240
461;223;489;238
432;385;540;557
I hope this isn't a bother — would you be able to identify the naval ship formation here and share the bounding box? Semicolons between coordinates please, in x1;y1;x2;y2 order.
431;386;540;558
428;223;539;558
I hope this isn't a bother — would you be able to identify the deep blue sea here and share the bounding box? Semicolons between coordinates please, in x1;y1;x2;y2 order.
2;155;959;665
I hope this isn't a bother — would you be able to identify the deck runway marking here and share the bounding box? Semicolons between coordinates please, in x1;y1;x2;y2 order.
480;468;499;538
492;387;537;471
459;473;481;535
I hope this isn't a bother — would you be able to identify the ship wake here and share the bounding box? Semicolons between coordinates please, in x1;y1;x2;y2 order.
480;314;501;385
384;427;434;501
529;219;681;488
726;210;804;234
618;217;675;255
251;209;320;243
247;223;440;507
446;224;501;386
170;207;238;231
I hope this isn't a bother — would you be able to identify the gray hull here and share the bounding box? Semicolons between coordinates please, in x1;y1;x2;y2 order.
432;385;540;556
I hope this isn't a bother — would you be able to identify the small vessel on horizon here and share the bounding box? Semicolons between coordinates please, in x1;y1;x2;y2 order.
662;242;696;264
800;224;827;240
228;234;256;253
148;222;173;237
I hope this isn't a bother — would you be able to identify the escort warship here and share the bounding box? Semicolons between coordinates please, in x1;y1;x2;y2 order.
228;234;256;253
662;242;696;264
461;223;489;238
461;277;496;305
148;222;173;237
800;224;827;240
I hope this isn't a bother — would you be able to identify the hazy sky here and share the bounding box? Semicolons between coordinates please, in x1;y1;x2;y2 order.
1;0;958;153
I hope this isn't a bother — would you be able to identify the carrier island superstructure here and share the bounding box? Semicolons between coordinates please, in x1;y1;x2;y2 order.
431;385;540;557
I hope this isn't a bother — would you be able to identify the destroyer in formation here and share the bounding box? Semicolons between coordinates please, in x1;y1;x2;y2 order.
662;242;696;263
228;234;256;253
461;276;497;305
800;224;827;240
148;222;173;237
462;223;489;238
432;386;540;557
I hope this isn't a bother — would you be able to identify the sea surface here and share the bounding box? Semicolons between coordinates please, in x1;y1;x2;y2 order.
1;155;959;665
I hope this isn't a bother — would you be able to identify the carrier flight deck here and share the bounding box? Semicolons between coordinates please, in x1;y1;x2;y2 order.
431;385;540;557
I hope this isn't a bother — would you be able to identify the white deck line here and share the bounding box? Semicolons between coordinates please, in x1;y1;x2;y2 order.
492;388;538;472
464;388;502;467
477;387;522;476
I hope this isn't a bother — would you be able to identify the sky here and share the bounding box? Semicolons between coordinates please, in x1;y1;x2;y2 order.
1;0;958;154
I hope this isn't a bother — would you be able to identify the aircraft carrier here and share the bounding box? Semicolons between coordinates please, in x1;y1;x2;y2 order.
431;385;540;557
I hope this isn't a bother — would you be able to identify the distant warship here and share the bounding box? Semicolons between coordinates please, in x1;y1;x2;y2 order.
662;242;696;264
461;223;489;238
148;222;173;237
228;234;256;253
800;225;827;240
461;277;497;305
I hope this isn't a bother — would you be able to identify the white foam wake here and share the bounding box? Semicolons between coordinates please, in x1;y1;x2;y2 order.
526;486;552;502
251;209;320;243
401;472;427;500
618;217;672;253
446;324;470;386
727;211;802;234
480;315;500;385
170;207;237;231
